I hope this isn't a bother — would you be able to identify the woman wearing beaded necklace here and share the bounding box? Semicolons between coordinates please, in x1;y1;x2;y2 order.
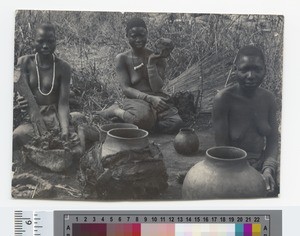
13;23;82;155
97;17;183;133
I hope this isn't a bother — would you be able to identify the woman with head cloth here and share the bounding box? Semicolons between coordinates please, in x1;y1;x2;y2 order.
97;17;183;133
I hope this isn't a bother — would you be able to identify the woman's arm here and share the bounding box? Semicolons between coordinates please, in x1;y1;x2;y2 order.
116;53;148;99
213;91;231;146
116;53;169;112
58;62;71;141
147;55;166;92
262;94;279;191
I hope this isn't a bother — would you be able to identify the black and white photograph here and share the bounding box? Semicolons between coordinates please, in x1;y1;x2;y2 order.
12;10;283;201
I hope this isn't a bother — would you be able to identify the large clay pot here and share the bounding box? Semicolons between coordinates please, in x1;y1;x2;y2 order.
182;146;267;199
174;128;199;155
99;123;138;143
101;128;149;158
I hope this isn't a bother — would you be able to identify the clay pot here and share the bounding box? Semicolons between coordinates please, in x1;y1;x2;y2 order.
101;128;149;158
154;38;174;58
174;128;199;155
99;123;138;143
182;146;267;199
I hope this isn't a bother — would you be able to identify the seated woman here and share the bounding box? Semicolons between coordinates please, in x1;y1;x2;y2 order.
212;45;279;195
97;17;183;134
13;23;82;156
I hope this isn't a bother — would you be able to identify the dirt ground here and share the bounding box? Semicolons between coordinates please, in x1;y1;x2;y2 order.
149;128;215;200
12;127;215;201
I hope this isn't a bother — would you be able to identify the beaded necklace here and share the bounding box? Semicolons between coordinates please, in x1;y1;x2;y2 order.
35;53;56;96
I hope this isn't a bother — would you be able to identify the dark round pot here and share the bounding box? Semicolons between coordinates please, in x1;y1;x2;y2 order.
182;146;267;199
99;123;138;143
174;128;199;155
101;128;149;158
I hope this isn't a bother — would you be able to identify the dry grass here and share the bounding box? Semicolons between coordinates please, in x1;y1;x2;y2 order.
14;11;283;124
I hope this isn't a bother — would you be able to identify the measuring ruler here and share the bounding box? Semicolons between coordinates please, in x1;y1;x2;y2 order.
14;210;281;236
14;211;53;236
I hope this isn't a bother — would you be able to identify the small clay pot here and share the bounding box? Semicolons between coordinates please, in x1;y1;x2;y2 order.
154;38;174;58
101;128;149;158
99;123;138;143
174;128;199;155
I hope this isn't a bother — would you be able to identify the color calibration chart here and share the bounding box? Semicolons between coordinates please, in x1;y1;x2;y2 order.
14;210;281;236
52;210;281;236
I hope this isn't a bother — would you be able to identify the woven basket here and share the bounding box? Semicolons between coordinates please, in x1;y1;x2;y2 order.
23;145;73;172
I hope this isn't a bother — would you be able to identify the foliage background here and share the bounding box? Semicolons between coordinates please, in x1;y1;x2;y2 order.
14;10;284;124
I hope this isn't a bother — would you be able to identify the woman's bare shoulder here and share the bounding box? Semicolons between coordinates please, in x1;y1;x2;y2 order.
17;54;35;65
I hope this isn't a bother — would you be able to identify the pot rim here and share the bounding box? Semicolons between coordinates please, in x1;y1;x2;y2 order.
206;146;247;161
100;123;138;133
107;128;149;140
179;127;195;132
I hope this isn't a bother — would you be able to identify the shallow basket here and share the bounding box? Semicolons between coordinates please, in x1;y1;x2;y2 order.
23;145;73;172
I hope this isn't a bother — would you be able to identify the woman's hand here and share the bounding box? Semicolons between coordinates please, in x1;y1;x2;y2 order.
147;95;169;112
61;130;69;142
262;168;276;192
14;93;28;111
148;52;163;65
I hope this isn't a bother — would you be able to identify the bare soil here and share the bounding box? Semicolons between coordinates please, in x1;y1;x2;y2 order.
12;127;215;201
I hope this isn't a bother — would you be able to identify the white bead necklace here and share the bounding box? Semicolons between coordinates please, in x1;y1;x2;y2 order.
35;53;56;96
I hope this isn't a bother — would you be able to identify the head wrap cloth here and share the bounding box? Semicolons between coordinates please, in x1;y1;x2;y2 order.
126;17;147;34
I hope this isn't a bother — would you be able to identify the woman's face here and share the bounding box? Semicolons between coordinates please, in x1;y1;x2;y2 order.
34;28;56;55
236;55;266;91
127;27;148;50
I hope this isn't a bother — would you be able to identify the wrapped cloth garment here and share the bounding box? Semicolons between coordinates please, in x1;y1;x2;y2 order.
122;92;183;134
